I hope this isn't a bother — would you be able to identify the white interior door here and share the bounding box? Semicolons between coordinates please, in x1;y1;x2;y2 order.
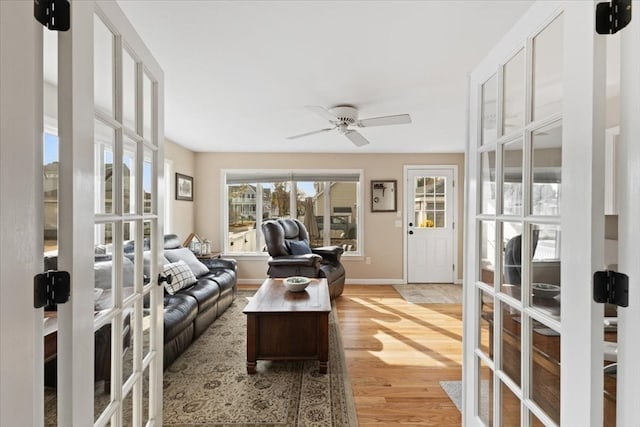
463;1;607;426
615;1;640;424
406;167;455;283
51;1;165;426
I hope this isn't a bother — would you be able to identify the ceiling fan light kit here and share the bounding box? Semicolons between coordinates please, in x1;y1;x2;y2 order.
287;104;412;147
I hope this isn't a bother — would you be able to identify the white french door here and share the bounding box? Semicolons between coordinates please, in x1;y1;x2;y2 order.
2;1;164;426
405;167;455;283
464;1;610;426
57;1;165;425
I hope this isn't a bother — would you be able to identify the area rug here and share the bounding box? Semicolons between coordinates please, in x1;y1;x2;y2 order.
441;380;490;418
393;284;463;304
162;290;358;426
45;291;357;427
440;381;462;412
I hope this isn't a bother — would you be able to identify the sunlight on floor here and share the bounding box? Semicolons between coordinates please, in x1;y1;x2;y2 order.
342;293;463;368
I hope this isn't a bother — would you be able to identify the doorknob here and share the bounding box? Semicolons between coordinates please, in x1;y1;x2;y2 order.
409;222;413;227
408;230;414;235
158;273;173;287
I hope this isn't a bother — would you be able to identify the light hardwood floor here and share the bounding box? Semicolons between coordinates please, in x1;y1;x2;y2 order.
239;283;463;426
335;285;462;426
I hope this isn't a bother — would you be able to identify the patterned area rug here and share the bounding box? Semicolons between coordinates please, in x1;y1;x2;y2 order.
44;291;357;427
441;380;490;418
440;381;462;412
162;290;358;426
393;284;463;304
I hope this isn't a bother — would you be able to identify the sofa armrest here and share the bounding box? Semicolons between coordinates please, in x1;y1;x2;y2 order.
268;254;322;268
200;257;237;272
311;246;344;264
267;254;322;279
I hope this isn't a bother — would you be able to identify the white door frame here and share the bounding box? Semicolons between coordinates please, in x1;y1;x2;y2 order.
403;164;458;284
0;2;45;426
463;1;607;425
616;1;640;424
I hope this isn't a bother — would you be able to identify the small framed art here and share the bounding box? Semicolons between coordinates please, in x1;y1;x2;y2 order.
176;173;194;201
371;179;397;212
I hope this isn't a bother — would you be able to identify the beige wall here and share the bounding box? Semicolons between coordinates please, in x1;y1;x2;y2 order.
193;152;464;283
165;138;195;241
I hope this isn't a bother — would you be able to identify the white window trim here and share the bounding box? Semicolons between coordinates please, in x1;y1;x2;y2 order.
220;168;364;257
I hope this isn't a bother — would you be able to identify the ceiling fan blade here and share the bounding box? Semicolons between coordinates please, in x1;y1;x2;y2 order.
343;130;370;147
305;105;338;123
357;113;412;128
286;127;334;140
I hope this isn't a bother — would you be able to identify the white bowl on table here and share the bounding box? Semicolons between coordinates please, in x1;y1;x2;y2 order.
283;276;311;292
532;283;560;299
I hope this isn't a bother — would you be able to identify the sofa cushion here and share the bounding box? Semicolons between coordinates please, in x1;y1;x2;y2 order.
179;278;221;313
163;260;197;295
125;251;169;277
163;293;198;342
164;247;210;278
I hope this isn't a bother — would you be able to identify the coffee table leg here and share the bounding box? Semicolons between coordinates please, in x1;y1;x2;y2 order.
246;314;257;374
318;312;329;374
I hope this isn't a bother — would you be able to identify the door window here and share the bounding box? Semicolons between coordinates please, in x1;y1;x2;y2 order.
503;49;525;136
414;176;447;228
482;74;498;145
532;15;564;121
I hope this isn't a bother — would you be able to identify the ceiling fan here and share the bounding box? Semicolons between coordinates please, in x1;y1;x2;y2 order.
287;105;412;147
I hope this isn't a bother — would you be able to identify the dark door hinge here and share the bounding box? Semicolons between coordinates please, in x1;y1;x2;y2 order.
34;270;70;310
34;0;70;31
593;269;629;307
596;0;632;35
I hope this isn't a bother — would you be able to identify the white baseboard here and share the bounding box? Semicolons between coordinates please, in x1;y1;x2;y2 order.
454;278;462;285
237;278;405;285
237;279;268;285
345;278;404;285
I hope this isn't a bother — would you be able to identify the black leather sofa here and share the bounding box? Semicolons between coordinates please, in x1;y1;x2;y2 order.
160;234;237;368
43;235;237;370
262;218;345;299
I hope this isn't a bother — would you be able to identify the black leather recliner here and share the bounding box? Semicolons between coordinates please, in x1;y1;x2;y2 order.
504;231;539;285
262;218;345;299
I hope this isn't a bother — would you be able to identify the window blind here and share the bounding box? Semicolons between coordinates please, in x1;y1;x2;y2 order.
225;170;361;185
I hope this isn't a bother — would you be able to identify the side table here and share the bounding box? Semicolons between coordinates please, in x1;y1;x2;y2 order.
196;252;222;260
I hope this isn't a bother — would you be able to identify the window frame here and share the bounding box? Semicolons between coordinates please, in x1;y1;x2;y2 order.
221;169;363;257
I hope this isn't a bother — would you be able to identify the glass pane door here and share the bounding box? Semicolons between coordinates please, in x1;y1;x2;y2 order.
92;5;163;425
465;2;607;425
52;2;164;425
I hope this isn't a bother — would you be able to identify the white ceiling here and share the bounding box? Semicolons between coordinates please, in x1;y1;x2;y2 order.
116;0;534;153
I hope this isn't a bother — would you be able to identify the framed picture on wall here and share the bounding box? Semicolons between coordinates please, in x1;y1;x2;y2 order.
371;179;397;212
176;173;194;201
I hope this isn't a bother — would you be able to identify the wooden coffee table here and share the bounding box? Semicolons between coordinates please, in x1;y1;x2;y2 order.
243;278;331;374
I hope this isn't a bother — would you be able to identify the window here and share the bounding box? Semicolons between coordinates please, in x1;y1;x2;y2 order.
224;170;362;255
413;176;447;228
